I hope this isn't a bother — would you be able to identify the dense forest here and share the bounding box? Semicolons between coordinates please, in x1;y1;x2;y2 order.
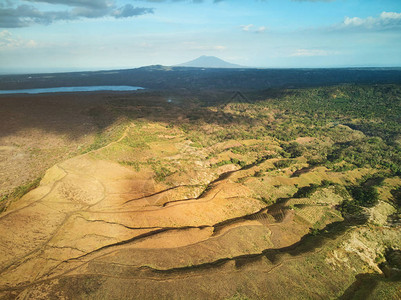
1;67;401;90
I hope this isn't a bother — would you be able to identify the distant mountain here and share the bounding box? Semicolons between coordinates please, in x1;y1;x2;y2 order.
176;56;244;69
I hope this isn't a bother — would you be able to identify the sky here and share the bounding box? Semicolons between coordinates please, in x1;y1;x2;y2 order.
0;0;401;73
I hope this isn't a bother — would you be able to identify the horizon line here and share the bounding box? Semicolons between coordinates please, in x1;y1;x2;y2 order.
1;65;401;76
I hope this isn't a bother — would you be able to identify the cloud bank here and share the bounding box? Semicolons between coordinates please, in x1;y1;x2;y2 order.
0;30;37;49
342;11;401;30
0;0;154;28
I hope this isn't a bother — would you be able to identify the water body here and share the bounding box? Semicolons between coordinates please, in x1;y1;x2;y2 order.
0;86;144;95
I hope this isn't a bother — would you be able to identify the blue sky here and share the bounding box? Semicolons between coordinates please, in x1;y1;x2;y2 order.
0;0;400;73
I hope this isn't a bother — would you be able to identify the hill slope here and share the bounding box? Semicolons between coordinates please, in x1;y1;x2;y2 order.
1;86;401;298
176;55;243;68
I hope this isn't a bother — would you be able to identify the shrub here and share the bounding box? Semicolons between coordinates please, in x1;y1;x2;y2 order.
282;142;305;158
230;158;247;168
212;158;246;168
153;166;173;182
274;159;293;169
293;184;320;198
254;170;265;177
349;185;379;207
339;200;364;217
390;187;401;211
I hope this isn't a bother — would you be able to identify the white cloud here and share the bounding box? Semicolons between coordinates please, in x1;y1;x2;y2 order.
344;17;365;26
25;39;38;48
240;24;267;33
256;26;266;33
240;24;254;32
380;11;401;19
342;11;401;30
0;30;38;49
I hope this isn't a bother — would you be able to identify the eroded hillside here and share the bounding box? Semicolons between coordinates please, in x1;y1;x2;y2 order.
0;86;400;299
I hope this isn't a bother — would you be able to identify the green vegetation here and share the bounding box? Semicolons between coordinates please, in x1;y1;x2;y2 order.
254;170;265;177
0;177;42;212
384;248;401;269
348;185;379;208
154;166;173;182
281;142;305;158
390;187;401;211
146;159;174;182
267;85;401;141
293;180;333;198
212;158;247;168
273;159;293;169
81;120;128;154
338;176;384;219
121;125;158;149
164;86;400;182
293;184;321;198
119;160;141;171
339;200;364;217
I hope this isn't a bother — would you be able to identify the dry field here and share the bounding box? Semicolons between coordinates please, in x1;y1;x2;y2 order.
0;93;104;199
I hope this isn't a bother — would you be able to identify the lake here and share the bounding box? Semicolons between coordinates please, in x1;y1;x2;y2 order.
0;86;144;95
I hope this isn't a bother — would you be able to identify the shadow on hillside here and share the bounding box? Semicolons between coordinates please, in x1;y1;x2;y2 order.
338;273;380;300
338;271;401;300
0;88;288;140
232;215;369;272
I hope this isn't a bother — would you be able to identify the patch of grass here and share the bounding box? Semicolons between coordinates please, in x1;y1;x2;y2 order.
119;160;141;171
226;292;252;300
81;132;108;153
230;146;248;155
120;128;157;149
0;177;42;212
154;166;173;182
0;194;8;204
81;121;128;154
10;177;42;200
190;142;203;148
146;159;174;182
